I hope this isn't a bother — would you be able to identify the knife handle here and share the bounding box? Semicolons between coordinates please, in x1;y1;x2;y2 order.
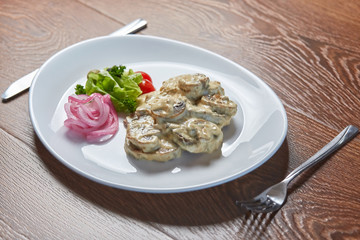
110;18;147;36
2;18;147;101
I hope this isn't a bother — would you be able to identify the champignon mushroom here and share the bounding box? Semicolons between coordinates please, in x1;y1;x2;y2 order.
124;114;161;153
199;94;237;116
124;138;181;162
168;118;223;153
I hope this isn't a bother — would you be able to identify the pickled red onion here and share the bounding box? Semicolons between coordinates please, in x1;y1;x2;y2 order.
64;93;118;142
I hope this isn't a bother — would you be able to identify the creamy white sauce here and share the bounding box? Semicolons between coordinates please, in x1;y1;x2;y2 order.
124;73;237;162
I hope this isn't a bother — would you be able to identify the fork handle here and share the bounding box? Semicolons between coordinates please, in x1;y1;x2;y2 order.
284;125;358;184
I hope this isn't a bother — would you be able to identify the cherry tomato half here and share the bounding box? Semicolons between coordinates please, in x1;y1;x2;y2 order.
135;71;152;83
139;79;155;94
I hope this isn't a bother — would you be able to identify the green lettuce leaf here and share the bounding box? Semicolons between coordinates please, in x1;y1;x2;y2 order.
75;65;143;113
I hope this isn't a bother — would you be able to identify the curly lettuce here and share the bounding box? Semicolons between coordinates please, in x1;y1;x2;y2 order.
75;65;143;113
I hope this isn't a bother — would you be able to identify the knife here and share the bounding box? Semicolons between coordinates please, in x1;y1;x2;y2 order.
1;18;147;101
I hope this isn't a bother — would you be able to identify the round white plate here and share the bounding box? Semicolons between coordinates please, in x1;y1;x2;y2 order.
29;35;287;193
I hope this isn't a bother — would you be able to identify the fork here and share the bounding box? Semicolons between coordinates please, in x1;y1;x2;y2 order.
237;125;358;213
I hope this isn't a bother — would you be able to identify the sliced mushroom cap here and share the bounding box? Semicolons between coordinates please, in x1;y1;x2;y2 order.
187;104;231;127
125;114;161;153
124;138;181;162
135;91;158;115
168;118;223;153
199;94;237;116
177;73;210;101
159;76;182;94
207;81;225;96
146;94;188;121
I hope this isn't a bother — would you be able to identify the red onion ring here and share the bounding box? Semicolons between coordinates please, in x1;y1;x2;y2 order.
64;93;119;142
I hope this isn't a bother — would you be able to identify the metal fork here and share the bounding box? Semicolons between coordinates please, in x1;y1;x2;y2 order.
237;125;358;213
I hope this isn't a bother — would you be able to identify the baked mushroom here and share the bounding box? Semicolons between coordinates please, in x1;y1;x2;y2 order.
124;138;181;162
199;94;237;116
177;73;210;101
124;73;237;161
124;114;161;153
168;118;223;153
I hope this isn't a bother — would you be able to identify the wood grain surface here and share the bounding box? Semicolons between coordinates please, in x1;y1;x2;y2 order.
1;0;360;239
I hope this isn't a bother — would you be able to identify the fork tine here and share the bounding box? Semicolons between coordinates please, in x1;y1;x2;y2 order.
237;198;262;206
241;201;267;210
249;200;279;213
238;195;267;207
238;194;267;204
249;200;270;208
240;201;265;208
239;197;278;213
248;204;272;213
250;207;272;213
253;204;278;213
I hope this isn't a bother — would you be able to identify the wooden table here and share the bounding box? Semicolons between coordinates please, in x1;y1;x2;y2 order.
1;0;360;239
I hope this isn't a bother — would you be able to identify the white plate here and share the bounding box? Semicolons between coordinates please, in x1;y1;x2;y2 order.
29;35;287;193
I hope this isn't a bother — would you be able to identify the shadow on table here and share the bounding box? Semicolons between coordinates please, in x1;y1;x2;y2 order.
35;135;292;226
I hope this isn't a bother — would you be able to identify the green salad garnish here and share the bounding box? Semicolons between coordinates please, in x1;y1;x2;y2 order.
75;65;143;113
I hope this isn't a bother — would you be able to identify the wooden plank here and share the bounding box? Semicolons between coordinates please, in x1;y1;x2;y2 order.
0;128;172;239
3;106;358;239
1;0;360;239
132;106;358;239
79;0;360;131
0;0;124;147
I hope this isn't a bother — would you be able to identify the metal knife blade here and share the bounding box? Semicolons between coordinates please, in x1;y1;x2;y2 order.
2;69;38;100
1;18;147;101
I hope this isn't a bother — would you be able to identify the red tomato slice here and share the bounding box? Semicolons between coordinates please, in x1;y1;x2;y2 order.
135;71;152;83
139;79;155;94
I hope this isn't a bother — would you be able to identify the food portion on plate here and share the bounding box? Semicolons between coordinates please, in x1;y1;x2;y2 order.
124;73;237;162
63;65;155;141
75;65;155;113
64;93;119;142
63;65;237;162
29;35;288;192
